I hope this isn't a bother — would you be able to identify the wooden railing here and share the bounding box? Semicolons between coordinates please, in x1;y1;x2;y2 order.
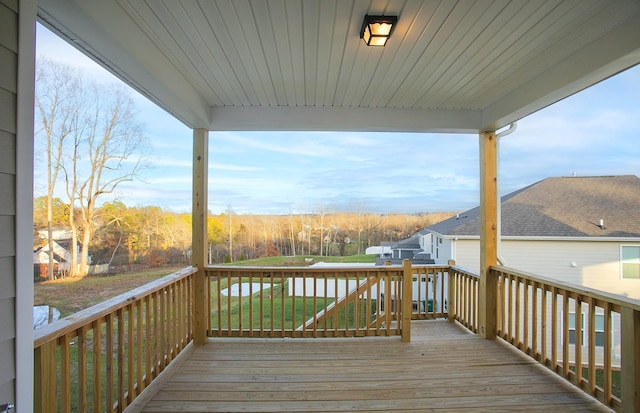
33;267;196;413
205;262;418;340
33;262;638;412
447;265;480;333
492;266;640;412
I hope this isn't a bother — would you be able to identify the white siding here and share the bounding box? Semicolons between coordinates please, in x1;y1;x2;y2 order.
451;239;480;272
500;240;640;300
445;236;640;300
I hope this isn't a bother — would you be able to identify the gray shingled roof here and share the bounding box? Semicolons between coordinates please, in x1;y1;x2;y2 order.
427;175;640;238
393;235;422;250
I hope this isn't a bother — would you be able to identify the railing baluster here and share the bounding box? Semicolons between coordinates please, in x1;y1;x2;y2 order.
60;334;70;412
542;286;548;367
551;287;558;374
562;293;570;379
259;271;265;337
532;281;538;358
127;303;135;404
117;307;126;410
574;297;583;388
587;298;596;396
144;295;151;387
603;302;612;406
515;276;521;348
93;319;102;412
249;273;254;336
78;326;87;411
280;271;286;337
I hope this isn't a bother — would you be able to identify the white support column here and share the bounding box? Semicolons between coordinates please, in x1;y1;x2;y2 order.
192;128;208;345
479;131;498;339
16;1;37;411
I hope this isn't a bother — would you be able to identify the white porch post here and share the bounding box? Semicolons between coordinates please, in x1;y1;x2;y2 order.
478;131;498;339
15;1;37;411
192;128;208;345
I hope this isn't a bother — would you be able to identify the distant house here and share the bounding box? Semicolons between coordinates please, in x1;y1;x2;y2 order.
422;175;640;300
33;227;85;279
373;235;435;266
365;241;394;258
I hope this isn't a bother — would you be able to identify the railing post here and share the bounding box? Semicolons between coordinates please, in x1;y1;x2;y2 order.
34;341;57;413
621;307;640;413
192;128;209;345
447;260;456;322
479;131;498;339
401;259;412;342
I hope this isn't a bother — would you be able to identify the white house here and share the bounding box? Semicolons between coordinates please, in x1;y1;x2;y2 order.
423;175;640;300
33;227;85;278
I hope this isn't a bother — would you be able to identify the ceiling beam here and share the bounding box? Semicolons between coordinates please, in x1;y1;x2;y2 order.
209;106;481;133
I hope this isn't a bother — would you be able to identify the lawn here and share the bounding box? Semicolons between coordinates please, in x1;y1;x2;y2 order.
34;267;183;317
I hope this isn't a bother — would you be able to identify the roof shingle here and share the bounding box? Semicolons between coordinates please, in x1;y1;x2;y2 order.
427;175;640;238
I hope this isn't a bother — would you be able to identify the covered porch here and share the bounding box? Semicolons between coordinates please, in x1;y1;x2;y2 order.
4;1;640;412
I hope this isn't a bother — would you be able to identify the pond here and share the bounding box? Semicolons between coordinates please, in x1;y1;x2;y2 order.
33;305;60;329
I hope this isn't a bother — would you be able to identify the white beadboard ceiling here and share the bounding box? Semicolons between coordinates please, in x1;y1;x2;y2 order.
38;0;640;133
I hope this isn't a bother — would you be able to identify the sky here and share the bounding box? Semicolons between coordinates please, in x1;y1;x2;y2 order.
34;24;640;215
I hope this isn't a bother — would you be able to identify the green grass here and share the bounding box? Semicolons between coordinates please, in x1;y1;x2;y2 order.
570;365;621;399
223;254;376;266
35;267;182;317
210;279;377;332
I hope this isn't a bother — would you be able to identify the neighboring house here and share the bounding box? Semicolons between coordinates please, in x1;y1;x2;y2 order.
365;241;394;257
374;234;435;265
422;175;640;300
33;240;71;277
33;227;86;278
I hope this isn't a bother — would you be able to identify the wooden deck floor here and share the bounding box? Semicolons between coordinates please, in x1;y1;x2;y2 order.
141;321;611;412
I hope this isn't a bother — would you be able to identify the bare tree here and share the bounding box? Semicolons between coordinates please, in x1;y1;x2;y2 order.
35;58;81;279
36;59;146;277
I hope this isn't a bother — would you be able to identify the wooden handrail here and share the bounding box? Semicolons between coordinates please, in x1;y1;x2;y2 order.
34;267;197;413
492;265;640;413
492;265;640;312
32;262;638;412
34;267;198;347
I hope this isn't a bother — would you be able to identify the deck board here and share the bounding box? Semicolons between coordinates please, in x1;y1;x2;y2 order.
142;320;611;412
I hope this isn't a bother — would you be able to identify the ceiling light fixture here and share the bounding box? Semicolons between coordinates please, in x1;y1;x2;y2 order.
360;14;397;46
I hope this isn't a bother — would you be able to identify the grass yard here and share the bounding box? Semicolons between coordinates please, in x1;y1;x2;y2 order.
210;278;377;332
34;267;183;317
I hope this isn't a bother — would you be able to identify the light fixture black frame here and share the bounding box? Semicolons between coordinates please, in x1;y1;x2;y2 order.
360;14;398;46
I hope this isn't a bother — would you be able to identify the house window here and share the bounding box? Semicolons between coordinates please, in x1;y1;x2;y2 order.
621;246;640;279
568;313;605;347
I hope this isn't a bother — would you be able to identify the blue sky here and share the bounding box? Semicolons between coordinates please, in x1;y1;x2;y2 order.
34;25;640;215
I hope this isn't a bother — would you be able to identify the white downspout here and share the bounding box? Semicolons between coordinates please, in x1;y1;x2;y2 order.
495;122;517;266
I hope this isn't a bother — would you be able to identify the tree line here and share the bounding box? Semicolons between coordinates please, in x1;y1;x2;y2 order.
34;199;453;276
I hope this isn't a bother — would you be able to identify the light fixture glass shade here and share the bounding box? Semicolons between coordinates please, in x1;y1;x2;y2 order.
360;15;397;46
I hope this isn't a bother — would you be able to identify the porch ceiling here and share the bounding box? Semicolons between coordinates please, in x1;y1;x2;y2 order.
37;0;640;133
